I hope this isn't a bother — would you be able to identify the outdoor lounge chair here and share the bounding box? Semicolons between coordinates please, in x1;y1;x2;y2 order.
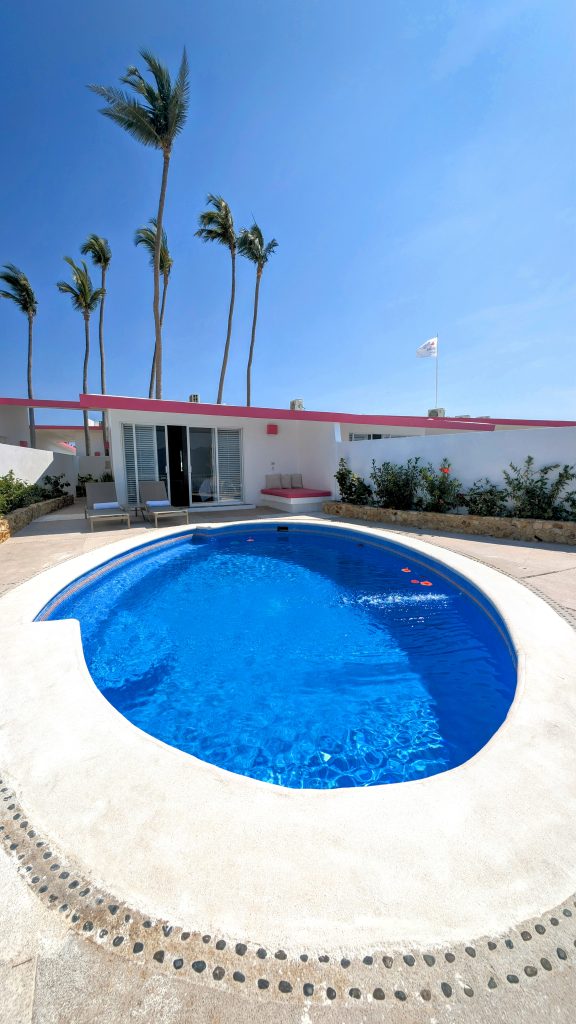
85;482;131;531
139;481;189;528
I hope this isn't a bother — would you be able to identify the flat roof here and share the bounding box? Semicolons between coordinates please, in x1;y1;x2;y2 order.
79;394;496;431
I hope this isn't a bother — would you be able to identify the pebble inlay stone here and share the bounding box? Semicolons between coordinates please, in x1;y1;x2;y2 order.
363;955;373;965
423;954;435;966
235;943;247;956
280;981;293;994
507;974;519;984
557;948;567;960
213;967;225;981
153;951;165;964
181;932;190;941
521;931;532;941
216;940;226;950
173;959;183;970
373;988;385;1000
276;950;287;960
326;987;336;1000
563;908;572;916
303;983;314;997
300;954;308;962
394;990;407;1001
421;989;432;1001
441;982;452;997
341;958;351;968
133;942;143;954
233;971;245;983
535;924;546;934
349;988;361;999
192;961;206;973
464;986;474;997
257;979;269;990
403;954;415;966
256;947;266;958
383;956;393;968
318;954;329;963
488;977;497;989
112;937;124;947
550;918;559;926
143;920;152;928
82;922;93;932
541;958;552;971
444;952;455;963
505;939;514;949
465;946;476;957
525;966;537;977
202;934;210;943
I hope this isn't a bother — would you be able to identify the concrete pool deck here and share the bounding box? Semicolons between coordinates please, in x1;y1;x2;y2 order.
1;502;575;1022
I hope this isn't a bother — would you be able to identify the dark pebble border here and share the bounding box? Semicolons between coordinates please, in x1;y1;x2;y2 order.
1;775;575;1005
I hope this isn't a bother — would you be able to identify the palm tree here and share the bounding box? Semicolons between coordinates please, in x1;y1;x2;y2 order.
0;265;38;447
57;259;104;457
134;218;173;398
196;195;236;404
89;49;189;399
80;235;111;445
236;225;278;406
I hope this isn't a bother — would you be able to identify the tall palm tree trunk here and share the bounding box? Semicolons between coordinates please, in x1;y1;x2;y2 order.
82;314;92;457
148;272;169;398
99;266;108;448
217;248;236;404
246;268;262;407
153;151;171;400
27;314;36;448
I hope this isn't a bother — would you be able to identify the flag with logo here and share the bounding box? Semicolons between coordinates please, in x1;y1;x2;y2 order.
416;336;438;358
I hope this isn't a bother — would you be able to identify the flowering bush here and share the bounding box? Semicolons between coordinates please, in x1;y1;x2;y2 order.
370;457;424;510
334;458;373;505
502;457;576;521
420;459;462;513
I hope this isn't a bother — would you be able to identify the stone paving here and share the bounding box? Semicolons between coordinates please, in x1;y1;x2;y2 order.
0;502;575;1023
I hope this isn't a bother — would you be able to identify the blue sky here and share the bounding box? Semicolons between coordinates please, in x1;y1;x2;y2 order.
0;0;574;424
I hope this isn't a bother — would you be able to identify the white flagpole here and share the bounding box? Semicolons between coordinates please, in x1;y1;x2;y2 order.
435;333;439;407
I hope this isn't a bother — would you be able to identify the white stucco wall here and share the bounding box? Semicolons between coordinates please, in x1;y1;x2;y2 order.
0;442;78;491
106;410;340;505
338;426;576;490
0;407;30;446
34;428;105;458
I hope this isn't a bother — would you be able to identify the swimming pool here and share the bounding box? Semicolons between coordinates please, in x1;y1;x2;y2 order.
39;523;516;789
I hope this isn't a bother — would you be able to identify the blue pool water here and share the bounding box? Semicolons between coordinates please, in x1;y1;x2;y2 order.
41;525;516;788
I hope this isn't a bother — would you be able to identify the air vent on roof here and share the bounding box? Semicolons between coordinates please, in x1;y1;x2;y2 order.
189;394;200;403
428;407;445;418
290;398;304;411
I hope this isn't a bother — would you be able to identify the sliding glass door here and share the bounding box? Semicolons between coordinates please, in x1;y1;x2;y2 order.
189;427;215;503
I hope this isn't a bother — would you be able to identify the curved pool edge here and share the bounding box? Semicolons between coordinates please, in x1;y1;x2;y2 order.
1;515;575;950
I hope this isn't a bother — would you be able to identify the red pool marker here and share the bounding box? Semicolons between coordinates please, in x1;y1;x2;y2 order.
411;579;419;584
421;581;432;586
401;568;411;573
247;538;255;543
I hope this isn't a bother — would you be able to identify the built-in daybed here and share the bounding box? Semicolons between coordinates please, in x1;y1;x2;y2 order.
260;474;332;513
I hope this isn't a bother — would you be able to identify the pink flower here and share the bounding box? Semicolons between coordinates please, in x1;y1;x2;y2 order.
440;467;450;475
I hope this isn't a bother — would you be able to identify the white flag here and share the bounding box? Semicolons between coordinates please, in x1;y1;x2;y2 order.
416;336;438;358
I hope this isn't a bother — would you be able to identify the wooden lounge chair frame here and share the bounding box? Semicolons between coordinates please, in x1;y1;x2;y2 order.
85;482;131;531
139;481;189;528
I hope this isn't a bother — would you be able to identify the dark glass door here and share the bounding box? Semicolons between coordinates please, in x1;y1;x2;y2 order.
167;425;190;506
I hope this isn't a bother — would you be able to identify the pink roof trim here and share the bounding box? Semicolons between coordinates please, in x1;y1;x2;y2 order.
0;397;83;409
78;394;496;431
465;416;576;428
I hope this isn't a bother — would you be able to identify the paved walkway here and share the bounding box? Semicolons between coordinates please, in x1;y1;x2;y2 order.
0;502;575;1023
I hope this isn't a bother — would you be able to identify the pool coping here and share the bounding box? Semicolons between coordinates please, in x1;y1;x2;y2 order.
1;515;576;954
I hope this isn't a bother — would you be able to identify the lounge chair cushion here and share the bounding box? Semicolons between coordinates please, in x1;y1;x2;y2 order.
147;500;171;507
291;474;303;488
93;501;121;510
261;488;332;498
281;474;292;487
265;474;282;488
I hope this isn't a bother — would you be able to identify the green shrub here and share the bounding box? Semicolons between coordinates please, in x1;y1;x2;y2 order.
370;457;423;510
420;458;462;513
76;473;96;497
502;456;576;521
463;478;508;517
335;458;372;505
99;471;114;482
41;473;70;498
0;471;45;515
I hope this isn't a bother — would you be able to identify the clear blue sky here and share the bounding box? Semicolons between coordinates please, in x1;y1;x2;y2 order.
0;0;574;425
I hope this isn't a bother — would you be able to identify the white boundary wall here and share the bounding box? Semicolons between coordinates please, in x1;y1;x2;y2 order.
0;443;79;492
338;427;576;489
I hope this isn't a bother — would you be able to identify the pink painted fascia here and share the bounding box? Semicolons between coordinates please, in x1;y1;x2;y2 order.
79;394;496;432
0;397;83;410
465;416;576;428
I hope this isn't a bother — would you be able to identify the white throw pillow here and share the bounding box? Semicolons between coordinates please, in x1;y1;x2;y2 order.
281;474;292;487
93;502;120;510
147;500;171;507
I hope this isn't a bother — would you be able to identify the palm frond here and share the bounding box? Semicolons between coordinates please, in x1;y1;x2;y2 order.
0;264;37;316
236;224;278;267
81;234;111;269
195;194;235;250
57;258;104;314
134;218;172;275
88;48;189;152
